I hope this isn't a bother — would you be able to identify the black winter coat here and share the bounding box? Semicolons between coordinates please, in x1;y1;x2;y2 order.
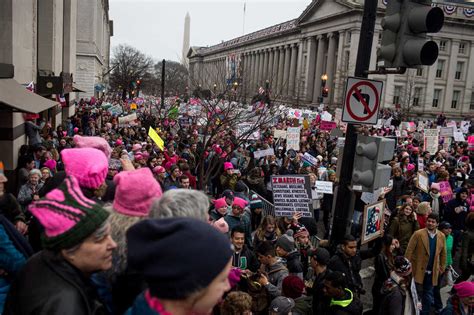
4;250;107;315
286;250;304;277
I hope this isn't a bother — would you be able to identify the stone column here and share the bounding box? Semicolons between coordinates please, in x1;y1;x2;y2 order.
334;31;345;105
283;44;291;96
295;39;305;102
272;47;279;86
253;51;260;90
326;32;337;105
268;48;275;87
262;49;268;82
313;35;327;104
258;50;265;87
288;43;298;98
277;46;285;95
305;36;317;102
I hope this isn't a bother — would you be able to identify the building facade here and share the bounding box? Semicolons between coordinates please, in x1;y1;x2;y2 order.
76;0;113;98
188;0;474;118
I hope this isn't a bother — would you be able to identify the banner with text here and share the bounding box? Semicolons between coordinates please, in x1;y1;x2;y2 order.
286;127;301;151
271;175;313;218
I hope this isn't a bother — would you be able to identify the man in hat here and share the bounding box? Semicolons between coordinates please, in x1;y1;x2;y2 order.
323;271;363;315
309;247;332;315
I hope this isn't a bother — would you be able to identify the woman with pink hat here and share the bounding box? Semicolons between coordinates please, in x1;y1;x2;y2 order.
219;162;240;194
441;281;474;315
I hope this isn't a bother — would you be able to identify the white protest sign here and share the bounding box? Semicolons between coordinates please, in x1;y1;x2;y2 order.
446;121;457;129
286;127;301;151
315;181;333;194
321;111;332;122
460;121;470;134
361;188;382;205
418;158;424;172
271;175;313;217
424;129;439;155
253;148;275;159
453;131;465;142
118;113;138;127
337;137;346;148
439;127;453;137
274;129;287;139
237;123;260;140
302;152;318;166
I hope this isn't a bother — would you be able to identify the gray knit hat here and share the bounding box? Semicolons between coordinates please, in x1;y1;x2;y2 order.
276;230;295;252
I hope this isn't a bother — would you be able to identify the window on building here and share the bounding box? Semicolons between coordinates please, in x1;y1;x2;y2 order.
416;68;423;77
471;92;474;110
451;91;460;109
439;40;447;52
393;86;402;105
459;42;466;54
436;60;445;78
455;62;464;80
433;89;441;108
413;87;422;106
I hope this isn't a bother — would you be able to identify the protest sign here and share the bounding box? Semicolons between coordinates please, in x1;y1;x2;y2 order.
395;130;401;137
320;121;337;131
271;175;313;217
253;148;275;159
337;137;345;148
302;152;318;166
460;121;470;134
440;127;454;137
273;129;287;139
315;181;333;194
148;127;164;151
107;104;123;115
439;181;453;204
362;200;385;244
286;127;301;151
237;123;260;140
453;131;465;142
418;158;424;172
417;172;429;193
118;113;138;127
446;121;457;129
361;188;382;205
424;129;439;155
334;108;342;125
321;111;332;122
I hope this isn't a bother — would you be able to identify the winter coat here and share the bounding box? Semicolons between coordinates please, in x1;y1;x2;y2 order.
232;245;259;272
440;295;472;315
328;246;379;295
444;196;469;231
224;213;252;248
292;295;312;315
312;268;332;315
424;193;445;219
4;250;108;315
17;182;44;209
25;120;45;146
405;229;447;286
327;288;363;315
386;176;407;211
379;273;419;315
459;229;474;275
388;215;419;253
285;250;304;279
0;193;25;224
372;252;393;312
263;261;289;299
125;292;160;315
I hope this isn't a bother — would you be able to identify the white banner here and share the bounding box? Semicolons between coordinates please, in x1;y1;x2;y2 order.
286;127;301;151
315;181;333;194
253;148;275;159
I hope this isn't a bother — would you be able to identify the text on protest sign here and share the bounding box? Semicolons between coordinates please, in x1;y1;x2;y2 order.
118;113;138;127
237;123;260;140
271;175;313;218
273;129;287;139
424;129;439;155
315;181;333;194
439;127;454;138
439;181;453;204
253;148;275;159
320;121;337;131
453;131;465;142
302;153;318;166
286;127;301;151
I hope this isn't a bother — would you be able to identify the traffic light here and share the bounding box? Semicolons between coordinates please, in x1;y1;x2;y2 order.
136;79;141;87
351;135;395;192
378;0;444;68
322;87;329;98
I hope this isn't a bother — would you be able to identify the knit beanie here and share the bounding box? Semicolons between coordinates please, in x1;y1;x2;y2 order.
28;176;109;250
224;162;234;171
453;281;474;298
61;148;108;189
393;256;412;277
282;275;305;299
416;202;431;215
73;135;112;159
233;197;248;209
132;143;142;152
430;182;441;192
43;159;57;171
406;164;415;172
250;194;263;210
212;217;229;234
126;218;233;300
294;226;309;239
113;168;163;217
213;197;228;210
276;230;295;252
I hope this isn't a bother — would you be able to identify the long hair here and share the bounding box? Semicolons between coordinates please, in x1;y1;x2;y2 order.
255;215;281;241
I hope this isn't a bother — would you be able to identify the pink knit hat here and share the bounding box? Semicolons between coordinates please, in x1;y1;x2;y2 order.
113;168;162;217
61;148;108;189
73;135;112;159
431;182;441;192
406;164;415;172
43;159;57;171
213;197;228;210
453;281;474;298
116;139;123;146
233;197;248;209
132;143;142;152
468;135;474;151
28;176;109;250
212;217;229;234
224;162;234;171
153;166;166;174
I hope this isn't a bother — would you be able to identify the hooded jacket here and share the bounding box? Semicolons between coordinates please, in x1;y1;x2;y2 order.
263;261;289;299
379;273;419;315
327;288;363;315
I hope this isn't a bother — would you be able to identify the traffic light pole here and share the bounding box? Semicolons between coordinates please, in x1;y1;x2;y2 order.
330;0;378;248
159;59;166;118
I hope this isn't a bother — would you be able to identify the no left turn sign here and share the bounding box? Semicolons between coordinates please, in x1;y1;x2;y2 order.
342;77;383;125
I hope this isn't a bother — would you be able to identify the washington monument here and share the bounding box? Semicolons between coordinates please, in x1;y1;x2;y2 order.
182;12;190;68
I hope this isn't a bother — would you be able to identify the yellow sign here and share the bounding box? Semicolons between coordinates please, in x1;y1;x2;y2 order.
148;127;164;151
130;103;137;110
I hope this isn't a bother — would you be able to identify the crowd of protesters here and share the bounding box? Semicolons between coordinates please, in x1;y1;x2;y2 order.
0;94;473;315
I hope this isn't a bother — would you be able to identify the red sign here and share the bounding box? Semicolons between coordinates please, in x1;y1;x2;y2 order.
320;120;337;131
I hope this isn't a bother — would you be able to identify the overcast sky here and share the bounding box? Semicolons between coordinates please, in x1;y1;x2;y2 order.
109;0;310;63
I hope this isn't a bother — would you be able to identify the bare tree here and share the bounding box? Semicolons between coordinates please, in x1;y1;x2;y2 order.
149;60;189;97
109;44;154;100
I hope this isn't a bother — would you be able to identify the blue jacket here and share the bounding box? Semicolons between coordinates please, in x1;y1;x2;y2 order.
125;293;160;315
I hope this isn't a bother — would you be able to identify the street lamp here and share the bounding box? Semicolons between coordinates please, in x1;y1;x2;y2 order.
233;81;238;90
213;83;217;96
321;73;329;99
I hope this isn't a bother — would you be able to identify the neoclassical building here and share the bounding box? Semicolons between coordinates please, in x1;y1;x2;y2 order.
188;0;474;118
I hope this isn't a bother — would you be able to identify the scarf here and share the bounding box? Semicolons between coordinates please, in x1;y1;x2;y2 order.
430;191;440;215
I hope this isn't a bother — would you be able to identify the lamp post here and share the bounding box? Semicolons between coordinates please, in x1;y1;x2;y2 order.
233;82;238;101
213;83;217;97
320;73;328;104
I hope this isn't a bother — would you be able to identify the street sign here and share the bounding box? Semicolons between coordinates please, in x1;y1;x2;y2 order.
342;77;383;125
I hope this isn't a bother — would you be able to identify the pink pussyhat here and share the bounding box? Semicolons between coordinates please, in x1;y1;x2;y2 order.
213;197;228;210
211;217;229;234
223;162;234;171
233;197;248;209
61;148;108;189
73;135;112;159
113;168;162;217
